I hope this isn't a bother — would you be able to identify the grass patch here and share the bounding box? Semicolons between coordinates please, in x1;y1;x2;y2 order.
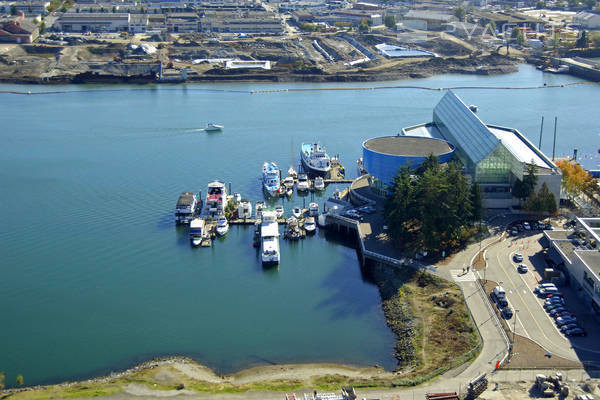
6;383;122;399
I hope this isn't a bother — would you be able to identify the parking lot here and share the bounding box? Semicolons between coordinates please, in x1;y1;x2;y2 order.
484;220;600;365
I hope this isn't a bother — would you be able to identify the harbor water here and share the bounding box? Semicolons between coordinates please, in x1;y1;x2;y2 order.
1;64;599;386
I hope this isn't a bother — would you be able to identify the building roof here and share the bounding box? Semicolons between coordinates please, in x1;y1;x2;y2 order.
0;18;38;34
433;90;499;165
363;135;453;157
575;251;600;278
60;12;130;20
487;125;555;169
404;9;455;22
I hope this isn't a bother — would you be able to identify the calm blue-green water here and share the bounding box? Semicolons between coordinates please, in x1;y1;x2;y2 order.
1;64;599;387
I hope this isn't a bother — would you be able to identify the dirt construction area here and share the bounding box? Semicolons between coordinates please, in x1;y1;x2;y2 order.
0;30;520;83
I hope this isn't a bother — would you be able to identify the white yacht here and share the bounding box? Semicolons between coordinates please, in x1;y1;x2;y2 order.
263;161;281;198
238;199;252;219
189;218;205;246
297;174;309;192
314;176;325;191
205;123;223;132
216;217;229;236
275;205;284;218
205;181;227;217
292;207;302;219
175;192;197;224
287;166;298;178
309;202;319;216
301;142;331;176
261;209;280;266
304;216;316;234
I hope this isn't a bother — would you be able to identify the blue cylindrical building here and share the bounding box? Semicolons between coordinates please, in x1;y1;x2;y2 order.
362;136;455;186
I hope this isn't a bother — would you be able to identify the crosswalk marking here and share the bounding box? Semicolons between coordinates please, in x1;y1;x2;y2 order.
451;269;476;282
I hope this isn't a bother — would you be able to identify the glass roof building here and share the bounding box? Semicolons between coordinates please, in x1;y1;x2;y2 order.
403;90;562;207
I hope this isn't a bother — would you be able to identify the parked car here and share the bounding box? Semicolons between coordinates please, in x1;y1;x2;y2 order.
523;222;531;230
496;297;508;308
565;328;586;337
535;283;557;293
553;311;576;319
513;253;524;262
539;288;562;297
517;264;529;273
532;222;539;230
556;316;577;326
544;297;565;306
517;224;524;232
502;307;514;319
493;286;506;299
545;304;565;312
560;323;580;332
510;229;518;236
545;223;554;230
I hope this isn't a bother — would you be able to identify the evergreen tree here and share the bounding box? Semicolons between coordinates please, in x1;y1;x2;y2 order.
538;183;558;214
16;375;23;387
384;14;396;29
470;181;483;222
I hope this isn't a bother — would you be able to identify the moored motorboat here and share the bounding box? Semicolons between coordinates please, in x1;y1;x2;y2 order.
275;205;284;218
205;181;227;217
309;202;319;216
175;192;198;224
262;161;281;198
261;209;280;265
256;201;265;219
304;216;316;234
205;123;223;131
286;216;301;240
189;218;205;246
216;217;229;236
300;142;331;176
287;166;298;178
297;174;309;192
292;207;302;219
238;199;252;219
314;176;325;191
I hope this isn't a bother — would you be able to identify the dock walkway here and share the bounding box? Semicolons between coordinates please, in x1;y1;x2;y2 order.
327;175;434;271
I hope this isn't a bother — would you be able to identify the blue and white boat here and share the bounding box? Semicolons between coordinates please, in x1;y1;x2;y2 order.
301;142;331;176
262;161;281;198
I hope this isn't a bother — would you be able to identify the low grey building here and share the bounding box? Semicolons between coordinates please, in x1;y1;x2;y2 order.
544;218;600;319
57;12;130;32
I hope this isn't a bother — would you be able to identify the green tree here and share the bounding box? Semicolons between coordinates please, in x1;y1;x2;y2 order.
384;14;396;29
538;183;558;214
10;4;18;15
535;0;546;8
16;375;24;387
583;0;597;8
39;20;46;34
523;164;538;193
384;166;416;242
454;5;466;21
0;372;4;390
112;5;116;12
470;181;483;222
511;27;525;45
567;0;580;7
358;18;369;33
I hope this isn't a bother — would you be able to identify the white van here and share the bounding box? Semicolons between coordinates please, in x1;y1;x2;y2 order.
493;286;506;299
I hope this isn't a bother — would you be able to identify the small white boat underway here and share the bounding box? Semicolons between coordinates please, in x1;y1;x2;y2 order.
304;216;316;234
275;205;284;218
189;218;205;246
297;174;309;192
309;202;319;216
216;217;229;236
238;199;252;219
314;176;325;191
205;123;223;131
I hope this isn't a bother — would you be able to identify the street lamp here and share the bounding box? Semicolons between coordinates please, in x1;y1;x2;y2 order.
512;309;519;344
